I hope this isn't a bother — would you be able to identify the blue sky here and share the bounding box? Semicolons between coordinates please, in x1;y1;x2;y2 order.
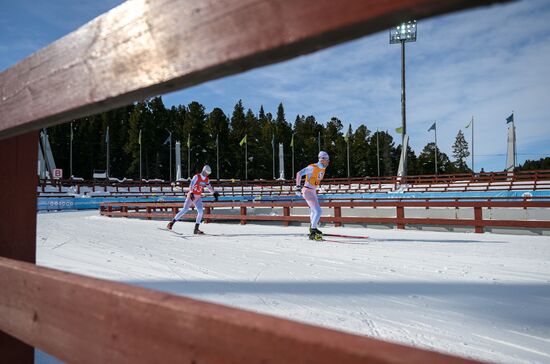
1;1;549;172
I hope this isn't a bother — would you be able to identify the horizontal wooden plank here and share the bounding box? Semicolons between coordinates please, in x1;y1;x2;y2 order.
0;257;481;364
100;209;550;230
0;0;508;139
100;200;550;209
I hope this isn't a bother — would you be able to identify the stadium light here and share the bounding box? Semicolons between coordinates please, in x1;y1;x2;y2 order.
390;20;417;177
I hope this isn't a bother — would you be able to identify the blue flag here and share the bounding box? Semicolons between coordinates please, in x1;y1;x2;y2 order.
506;113;514;124
428;122;436;132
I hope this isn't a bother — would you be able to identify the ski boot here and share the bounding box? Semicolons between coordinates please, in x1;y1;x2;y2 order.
194;223;204;235
309;226;323;236
166;220;175;230
309;231;323;241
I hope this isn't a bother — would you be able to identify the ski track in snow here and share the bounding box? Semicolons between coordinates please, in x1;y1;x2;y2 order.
35;210;550;364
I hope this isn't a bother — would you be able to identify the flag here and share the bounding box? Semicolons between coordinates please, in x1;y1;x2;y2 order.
187;133;190;148
465;117;472;128
506;113;514;124
344;131;349;143
70;123;73;142
290;134;294;148
428;122;436;132
138;129;141;145
216;134;219;146
239;134;247;146
395;126;403;134
163;134;171;145
271;134;274;147
105;127;109;143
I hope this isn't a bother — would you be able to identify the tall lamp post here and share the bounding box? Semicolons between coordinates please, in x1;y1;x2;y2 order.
390;20;417;177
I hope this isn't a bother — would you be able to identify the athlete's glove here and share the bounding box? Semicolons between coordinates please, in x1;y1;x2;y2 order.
189;193;195;201
294;185;302;196
213;191;220;202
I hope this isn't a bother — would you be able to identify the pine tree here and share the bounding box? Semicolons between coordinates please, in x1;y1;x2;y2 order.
351;125;370;177
205;107;230;180
452;130;470;172
323;117;345;177
230;100;247;179
258;105;276;179
293;115;321;174
418;142;453;175
125;102;148;179
245;108;262;179
183;101;208;177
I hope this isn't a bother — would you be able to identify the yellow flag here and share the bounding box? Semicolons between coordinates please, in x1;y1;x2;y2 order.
138;130;141;145
239;134;247;146
290;134;294;147
395;126;403;134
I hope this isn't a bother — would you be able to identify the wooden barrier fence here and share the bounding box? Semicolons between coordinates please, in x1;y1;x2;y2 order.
0;257;480;364
100;197;550;233
0;0;511;362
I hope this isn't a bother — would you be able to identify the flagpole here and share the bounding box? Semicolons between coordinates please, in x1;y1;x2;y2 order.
139;129;142;181
245;136;248;180
513;112;517;169
70;122;73;179
187;133;190;179
216;134;219;181
272;135;275;179
376;130;380;177
291;135;295;178
434;122;438;175
169;132;172;182
347;135;350;178
471;116;474;173
318;131;321;153
106;126;110;178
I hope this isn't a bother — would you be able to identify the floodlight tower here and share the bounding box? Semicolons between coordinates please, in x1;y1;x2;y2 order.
390;20;417;176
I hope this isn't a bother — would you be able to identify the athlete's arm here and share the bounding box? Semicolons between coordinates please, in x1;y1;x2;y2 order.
188;175;198;191
296;166;313;186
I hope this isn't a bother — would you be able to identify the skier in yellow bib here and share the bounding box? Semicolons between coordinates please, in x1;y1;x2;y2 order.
295;151;329;240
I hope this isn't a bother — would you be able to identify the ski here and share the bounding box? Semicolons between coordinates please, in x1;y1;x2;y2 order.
320;239;369;245
157;227;184;235
323;233;369;239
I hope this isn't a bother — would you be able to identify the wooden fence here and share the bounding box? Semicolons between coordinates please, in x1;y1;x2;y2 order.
0;0;510;363
100;197;550;234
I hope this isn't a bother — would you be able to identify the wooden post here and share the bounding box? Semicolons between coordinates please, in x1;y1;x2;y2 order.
474;206;483;233
396;205;405;230
334;206;342;227
205;206;211;223
283;206;290;227
240;206;247;225
0;131;38;364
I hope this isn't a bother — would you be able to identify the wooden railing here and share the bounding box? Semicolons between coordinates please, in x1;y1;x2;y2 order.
100;196;550;233
0;0;511;363
0;257;481;364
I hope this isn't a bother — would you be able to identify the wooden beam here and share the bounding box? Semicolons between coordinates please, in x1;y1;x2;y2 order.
0;0;508;139
0;257;482;364
0;132;38;364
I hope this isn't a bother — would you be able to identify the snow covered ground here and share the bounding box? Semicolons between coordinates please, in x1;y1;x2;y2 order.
36;210;550;363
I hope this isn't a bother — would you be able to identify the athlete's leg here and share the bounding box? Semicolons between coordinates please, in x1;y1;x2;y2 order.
303;188;322;229
173;196;194;221
194;197;204;224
